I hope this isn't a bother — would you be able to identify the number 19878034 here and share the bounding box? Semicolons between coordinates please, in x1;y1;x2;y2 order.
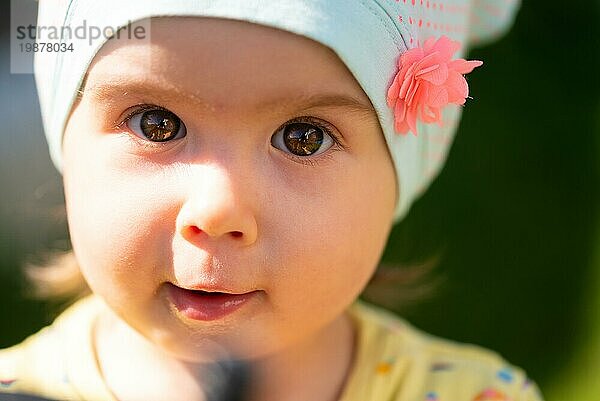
19;42;74;53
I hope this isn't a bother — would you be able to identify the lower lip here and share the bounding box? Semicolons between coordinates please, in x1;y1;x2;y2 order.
167;284;258;321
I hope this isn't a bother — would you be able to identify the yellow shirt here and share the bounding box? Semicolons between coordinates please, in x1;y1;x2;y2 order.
0;295;544;401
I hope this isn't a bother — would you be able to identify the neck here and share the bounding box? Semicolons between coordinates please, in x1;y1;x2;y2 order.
240;312;356;401
94;306;357;401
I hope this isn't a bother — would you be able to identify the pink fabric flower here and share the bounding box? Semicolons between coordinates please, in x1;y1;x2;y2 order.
386;35;483;135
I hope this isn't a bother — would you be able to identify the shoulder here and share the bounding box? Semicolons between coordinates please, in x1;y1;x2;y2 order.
343;300;545;401
0;295;104;400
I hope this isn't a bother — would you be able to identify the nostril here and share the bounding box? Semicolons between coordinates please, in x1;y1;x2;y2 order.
189;226;202;235
185;226;243;239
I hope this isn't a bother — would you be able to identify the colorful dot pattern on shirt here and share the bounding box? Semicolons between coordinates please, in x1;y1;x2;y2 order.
1;298;543;401
423;365;521;400
0;379;16;388
473;388;510;401
430;362;454;371
426;391;439;401
496;368;514;383
376;358;396;374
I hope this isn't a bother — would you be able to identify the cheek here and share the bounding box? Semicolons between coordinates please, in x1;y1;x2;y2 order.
64;175;165;295
62;121;175;297
266;153;395;317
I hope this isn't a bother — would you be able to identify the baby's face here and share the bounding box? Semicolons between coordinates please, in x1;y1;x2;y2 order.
62;17;396;360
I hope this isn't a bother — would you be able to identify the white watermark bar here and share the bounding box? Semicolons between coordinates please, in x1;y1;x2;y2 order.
10;0;152;75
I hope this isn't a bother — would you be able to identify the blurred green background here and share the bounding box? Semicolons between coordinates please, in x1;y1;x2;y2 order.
0;1;598;400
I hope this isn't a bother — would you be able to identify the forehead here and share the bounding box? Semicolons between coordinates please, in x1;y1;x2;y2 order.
83;17;374;116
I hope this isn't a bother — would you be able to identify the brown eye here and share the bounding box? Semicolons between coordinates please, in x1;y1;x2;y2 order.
127;107;186;142
271;121;334;157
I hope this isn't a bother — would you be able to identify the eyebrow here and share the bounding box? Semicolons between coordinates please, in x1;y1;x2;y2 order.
80;78;378;120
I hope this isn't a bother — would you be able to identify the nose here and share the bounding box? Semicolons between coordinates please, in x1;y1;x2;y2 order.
176;167;258;247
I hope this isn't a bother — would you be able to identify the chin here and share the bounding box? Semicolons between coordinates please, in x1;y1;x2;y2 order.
148;323;284;364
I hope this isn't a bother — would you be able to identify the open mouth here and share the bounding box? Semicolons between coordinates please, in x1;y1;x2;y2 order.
166;283;259;321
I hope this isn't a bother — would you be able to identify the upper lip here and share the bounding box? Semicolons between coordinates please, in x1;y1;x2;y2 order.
171;282;256;295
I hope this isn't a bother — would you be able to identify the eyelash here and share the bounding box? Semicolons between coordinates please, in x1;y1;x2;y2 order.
114;104;347;167
114;104;178;150
275;116;346;167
